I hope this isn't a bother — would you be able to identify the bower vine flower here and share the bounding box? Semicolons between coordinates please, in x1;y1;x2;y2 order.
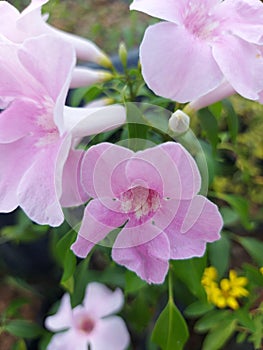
202;267;249;310
130;0;263;103
0;35;125;226
0;0;112;87
45;282;130;350
71;142;223;284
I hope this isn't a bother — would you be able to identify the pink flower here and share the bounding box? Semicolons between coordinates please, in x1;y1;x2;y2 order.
130;0;263;103
0;35;125;226
0;0;110;65
71;142;223;284
0;1;112;88
45;282;130;350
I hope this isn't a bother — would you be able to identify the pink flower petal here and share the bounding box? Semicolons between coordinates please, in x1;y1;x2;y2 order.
135;142;201;199
18;35;76;132
130;0;183;24
0;137;36;212
0;99;39;143
83;282;124;318
0;2;20;40
90;316;130;350
47;330;88;350
81;143;133;199
140;22;223;102
63;105;126;139
112;233;170;284
212;35;263;100
60;149;89;208
71;199;126;257
17;138;70;226
45;294;72;332
165;196;223;259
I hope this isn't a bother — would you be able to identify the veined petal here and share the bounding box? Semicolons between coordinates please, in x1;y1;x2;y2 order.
0;137;36;212
112;233;170;284
17;136;71;226
18;35;76;133
212;35;263;100
60;149;89;207
140;22;223;102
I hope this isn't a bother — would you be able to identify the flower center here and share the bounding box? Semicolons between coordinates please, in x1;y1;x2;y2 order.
78;317;96;334
35;97;60;147
120;186;160;220
183;3;220;41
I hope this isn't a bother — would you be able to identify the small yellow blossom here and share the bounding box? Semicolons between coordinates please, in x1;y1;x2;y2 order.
260;267;263;275
201;267;249;310
201;266;218;286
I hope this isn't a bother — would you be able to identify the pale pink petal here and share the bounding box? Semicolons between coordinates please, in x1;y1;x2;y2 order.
0;2;20;40
81;143;133;199
140;22;223;102
60;149;89;207
18;35;76;132
71;199;126;257
70;67;111;88
45;294;72;332
188;81;236;112
112;157;163;196
63;105;126;139
135;142;201;199
165;196;223;259
130;0;183;24
17;139;70;226
71;235;94;259
90;316;130;350
0;99;39;143
0;137;36;212
47;330;88;350
20;0;49;17
112;233;170;284
212;35;263;100
83;282;124;317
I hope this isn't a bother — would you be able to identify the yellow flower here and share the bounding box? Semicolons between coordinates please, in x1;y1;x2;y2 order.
201;266;218;287
201;267;249;310
260;267;263;275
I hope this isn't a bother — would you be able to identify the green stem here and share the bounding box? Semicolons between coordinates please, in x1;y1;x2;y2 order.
168;268;174;302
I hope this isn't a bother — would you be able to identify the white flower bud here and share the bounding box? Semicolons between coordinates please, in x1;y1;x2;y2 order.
169;110;190;134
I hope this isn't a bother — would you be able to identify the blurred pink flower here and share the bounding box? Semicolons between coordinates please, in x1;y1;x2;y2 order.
0;35;125;226
0;0;111;88
71;142;223;284
130;0;263;103
45;282;130;350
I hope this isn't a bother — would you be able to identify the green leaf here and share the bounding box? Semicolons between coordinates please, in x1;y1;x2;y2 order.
125;270;147;294
195;310;231;333
172;256;207;300
56;229;77;293
6;298;28;318
5;320;43;339
248;314;263;349
216;193;254;230
222;99;239;143
198;109;219;152
184;301;214;318
236;237;263;266
220;207;239;226
208;102;222;119
151;299;189;350
202;319;237;350
208;233;231;278
234;308;256;332
125;102;148;151
12;339;27;350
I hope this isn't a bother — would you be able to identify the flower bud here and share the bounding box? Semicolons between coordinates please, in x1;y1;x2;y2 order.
118;42;128;69
169;110;190;134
